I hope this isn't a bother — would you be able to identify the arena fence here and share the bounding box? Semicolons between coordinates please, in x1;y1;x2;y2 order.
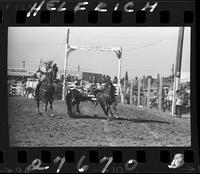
120;77;167;111
8;82;24;96
120;76;190;114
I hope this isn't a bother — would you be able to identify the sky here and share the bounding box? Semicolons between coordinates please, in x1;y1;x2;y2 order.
7;27;190;79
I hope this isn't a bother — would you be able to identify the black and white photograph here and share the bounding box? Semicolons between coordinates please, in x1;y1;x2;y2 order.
8;27;191;147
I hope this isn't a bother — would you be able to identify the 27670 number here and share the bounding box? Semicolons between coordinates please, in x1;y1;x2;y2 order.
0;155;138;173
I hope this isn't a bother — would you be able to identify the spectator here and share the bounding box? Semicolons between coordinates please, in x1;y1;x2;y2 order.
180;84;184;91
106;75;111;80
132;93;137;105
66;74;71;82
91;75;97;84
166;87;173;111
161;88;167;112
163;88;169;112
52;63;58;80
102;75;106;83
89;76;93;83
175;90;184;118
149;90;158;109
185;84;190;95
113;76;118;83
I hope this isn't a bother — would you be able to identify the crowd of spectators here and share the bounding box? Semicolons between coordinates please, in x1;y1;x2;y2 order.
66;74;118;85
160;82;190;116
124;81;190;117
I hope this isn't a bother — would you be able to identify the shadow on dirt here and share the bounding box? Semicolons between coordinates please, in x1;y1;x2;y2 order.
69;114;171;124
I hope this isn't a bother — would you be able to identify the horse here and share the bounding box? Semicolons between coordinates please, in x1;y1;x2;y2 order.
34;68;57;116
24;87;35;98
91;81;118;120
65;87;94;117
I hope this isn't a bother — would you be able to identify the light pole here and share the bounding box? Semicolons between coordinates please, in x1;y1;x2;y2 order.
114;47;123;103
62;29;70;100
171;27;185;117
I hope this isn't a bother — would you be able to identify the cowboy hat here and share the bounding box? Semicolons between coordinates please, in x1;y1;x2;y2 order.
43;59;53;64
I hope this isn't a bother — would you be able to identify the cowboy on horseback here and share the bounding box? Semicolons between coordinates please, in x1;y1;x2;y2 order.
34;59;58;116
93;77;118;120
35;60;56;97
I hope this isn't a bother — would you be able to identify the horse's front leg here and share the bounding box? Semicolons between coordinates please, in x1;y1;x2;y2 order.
106;105;111;121
32;91;35;98
44;100;48;111
68;103;73;117
49;101;54;117
76;102;81;114
112;103;119;118
109;105;114;118
36;99;42;115
99;103;108;117
66;101;72;117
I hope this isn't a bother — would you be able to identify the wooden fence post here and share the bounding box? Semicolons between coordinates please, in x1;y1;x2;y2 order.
147;77;151;109
158;77;163;111
142;76;145;88
120;84;124;104
123;78;126;104
130;79;133;105
124;78;126;96
157;74;160;88
137;79;141;107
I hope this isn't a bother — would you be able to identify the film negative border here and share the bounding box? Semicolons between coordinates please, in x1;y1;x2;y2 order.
0;0;199;173
0;148;198;173
0;0;196;25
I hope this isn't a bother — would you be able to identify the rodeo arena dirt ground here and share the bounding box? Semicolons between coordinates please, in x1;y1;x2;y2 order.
8;96;191;147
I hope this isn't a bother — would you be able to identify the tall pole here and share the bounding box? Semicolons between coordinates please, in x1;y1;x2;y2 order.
158;77;163;111
142;75;145;88
123;77;126;103
171;64;174;87
171;27;184;116
117;47;124;103
117;49;122;88
147;77;151;109
137;79;141;107
62;29;70;100
130;79;133;105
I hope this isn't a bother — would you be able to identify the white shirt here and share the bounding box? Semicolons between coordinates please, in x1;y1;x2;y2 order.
167;90;174;101
38;66;46;80
176;94;183;106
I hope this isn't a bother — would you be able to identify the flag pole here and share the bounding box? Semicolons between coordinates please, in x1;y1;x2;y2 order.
171;27;185;117
62;29;70;100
